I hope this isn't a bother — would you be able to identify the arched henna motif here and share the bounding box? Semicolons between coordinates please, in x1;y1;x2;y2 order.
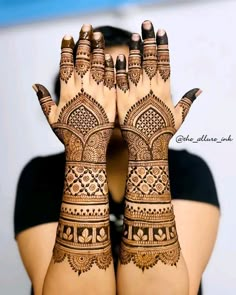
49;89;114;275
120;89;181;270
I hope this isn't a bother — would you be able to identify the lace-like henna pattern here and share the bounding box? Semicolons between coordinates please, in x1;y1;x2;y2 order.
128;49;141;86
177;97;192;122
157;45;170;82
60;46;74;84
50;90;114;274
143;38;158;80
120;90;181;270
116;57;129;93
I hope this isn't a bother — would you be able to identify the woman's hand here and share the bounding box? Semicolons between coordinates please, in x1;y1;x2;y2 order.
33;24;116;163
116;20;201;160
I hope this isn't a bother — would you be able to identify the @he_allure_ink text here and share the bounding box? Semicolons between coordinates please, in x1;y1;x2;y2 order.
175;134;233;144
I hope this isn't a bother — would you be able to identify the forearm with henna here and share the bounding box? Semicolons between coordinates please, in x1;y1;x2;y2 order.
116;20;201;294
33;24;116;294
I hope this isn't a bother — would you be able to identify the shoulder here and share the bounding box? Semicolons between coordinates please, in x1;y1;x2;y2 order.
168;149;219;206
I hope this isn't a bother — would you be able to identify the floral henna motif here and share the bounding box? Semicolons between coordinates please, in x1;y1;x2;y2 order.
120;91;181;270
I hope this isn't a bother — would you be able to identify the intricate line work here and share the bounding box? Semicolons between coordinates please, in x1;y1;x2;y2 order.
104;68;115;90
64;164;108;196
120;240;180;270
60;47;74;83
157;45;170;82
75;39;91;77
49;87;114;274
39;96;54;117
91;49;105;84
126;165;170;195
53;206;112;274
116;71;129;93
120;87;181;269
178;97;192;122
128;50;141;86
143;38;158;80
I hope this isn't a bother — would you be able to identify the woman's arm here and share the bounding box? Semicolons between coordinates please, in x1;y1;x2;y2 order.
116;20;201;295
33;24;116;295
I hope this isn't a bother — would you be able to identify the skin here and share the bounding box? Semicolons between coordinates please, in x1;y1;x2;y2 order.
16;22;220;295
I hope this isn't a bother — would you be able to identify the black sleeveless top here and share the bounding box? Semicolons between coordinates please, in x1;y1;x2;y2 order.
14;149;219;295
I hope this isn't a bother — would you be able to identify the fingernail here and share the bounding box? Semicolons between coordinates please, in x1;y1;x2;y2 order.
142;20;155;39
116;55;126;70
130;33;141;50
61;35;75;49
79;24;93;40
183;88;202;102
92;32;105;49
32;84;50;99
105;54;114;67
156;29;168;45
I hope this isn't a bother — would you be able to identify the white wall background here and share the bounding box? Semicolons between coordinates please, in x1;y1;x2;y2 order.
1;0;235;294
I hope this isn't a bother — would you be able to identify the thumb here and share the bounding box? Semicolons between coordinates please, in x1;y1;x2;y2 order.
32;84;57;124
175;88;202;126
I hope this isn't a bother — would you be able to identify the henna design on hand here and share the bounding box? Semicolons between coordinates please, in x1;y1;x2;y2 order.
157;30;170;82
116;55;129;93
120;89;180;269
142;21;158;81
128;34;142;86
49;89;113;274
60;36;75;83
104;54;115;90
91;33;105;84
75;25;93;78
34;26;115;275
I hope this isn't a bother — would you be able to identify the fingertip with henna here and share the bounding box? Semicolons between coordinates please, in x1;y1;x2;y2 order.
32;84;50;99
183;88;202;102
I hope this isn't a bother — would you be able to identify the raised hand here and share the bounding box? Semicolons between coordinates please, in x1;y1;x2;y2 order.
116;20;201;272
33;24;116;288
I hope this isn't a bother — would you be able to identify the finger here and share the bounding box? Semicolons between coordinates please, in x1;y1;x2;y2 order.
90;32;105;85
156;29;170;82
32;84;57;124
60;35;75;85
175;88;202;127
128;33;142;88
142;20;157;82
104;54;115;90
75;24;93;79
116;54;129;93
